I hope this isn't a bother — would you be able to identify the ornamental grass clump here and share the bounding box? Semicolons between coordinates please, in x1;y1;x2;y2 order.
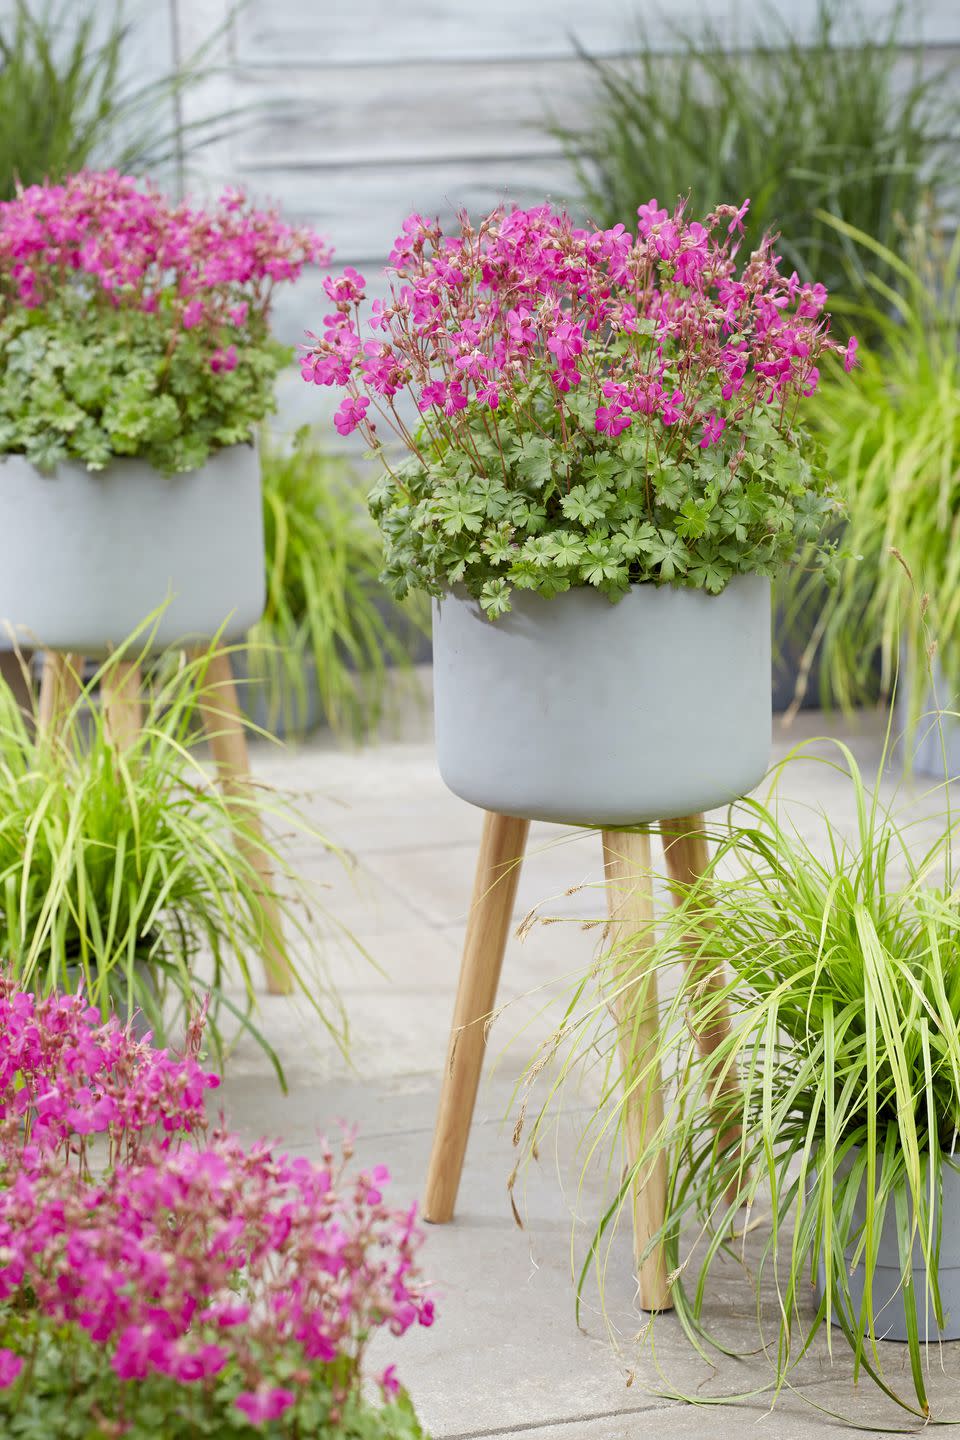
0;169;330;473
249;429;427;741
552;0;960;310
302;202;852;617
516;744;960;1418
782;219;960;724
0;640;345;1075
0;981;432;1437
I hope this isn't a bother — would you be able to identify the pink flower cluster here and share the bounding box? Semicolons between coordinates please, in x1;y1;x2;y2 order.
0;983;216;1164
302;199;854;452
0;170;330;370
0;982;432;1426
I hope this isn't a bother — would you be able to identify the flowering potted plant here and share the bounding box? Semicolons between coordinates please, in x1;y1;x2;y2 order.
0;170;329;654
0;981;433;1436
302;200;854;825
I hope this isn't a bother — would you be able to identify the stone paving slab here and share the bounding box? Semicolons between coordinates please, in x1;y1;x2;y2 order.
216;698;960;1437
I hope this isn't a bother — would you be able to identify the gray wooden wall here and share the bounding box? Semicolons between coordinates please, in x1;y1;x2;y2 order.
99;1;960;430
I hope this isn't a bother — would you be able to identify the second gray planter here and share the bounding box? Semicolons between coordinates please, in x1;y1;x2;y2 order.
432;577;772;826
816;1159;960;1342
0;444;265;655
896;655;960;780
63;957;158;1043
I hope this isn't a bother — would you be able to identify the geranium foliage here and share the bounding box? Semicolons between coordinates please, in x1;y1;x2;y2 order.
302;201;854;617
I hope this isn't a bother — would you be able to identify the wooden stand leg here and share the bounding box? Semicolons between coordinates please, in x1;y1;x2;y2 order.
196;651;292;997
660;813;742;1192
38;652;84;735
602;828;672;1313
1;649;36;720
101;661;142;750
423;810;530;1223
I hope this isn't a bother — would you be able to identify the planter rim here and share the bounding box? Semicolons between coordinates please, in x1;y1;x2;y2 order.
0;437;256;481
440;572;770;609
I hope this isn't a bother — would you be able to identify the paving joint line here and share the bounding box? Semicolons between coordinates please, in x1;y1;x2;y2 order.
438;1402;658;1440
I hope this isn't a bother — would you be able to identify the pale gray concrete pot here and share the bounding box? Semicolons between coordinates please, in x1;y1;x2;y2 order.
432;576;771;826
64;958;157;1043
816;1159;960;1342
0;444;265;655
233;649;322;739
895;655;960;780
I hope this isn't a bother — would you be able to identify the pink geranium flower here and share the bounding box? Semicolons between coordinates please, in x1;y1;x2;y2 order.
700;412;726;448
334;394;371;436
0;1349;23;1389
235;1386;296;1423
209;345;237;374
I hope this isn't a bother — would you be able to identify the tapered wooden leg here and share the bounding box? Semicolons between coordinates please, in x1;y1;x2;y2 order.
38;652;84;735
423;810;530;1223
196;651;292;997
660;813;742;1192
0;649;35;720
101;661;142;750
602;828;672;1313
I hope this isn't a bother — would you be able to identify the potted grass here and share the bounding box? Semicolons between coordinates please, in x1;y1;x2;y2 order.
780;219;960;772
0;638;347;1078
517;742;960;1419
0;170;329;654
302;201;852;825
240;429;428;742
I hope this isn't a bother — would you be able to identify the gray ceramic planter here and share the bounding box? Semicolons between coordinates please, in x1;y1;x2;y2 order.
432;576;772;826
896;656;960;780
816;1160;960;1342
0;445;265;655
233;649;323;739
64;958;157;1043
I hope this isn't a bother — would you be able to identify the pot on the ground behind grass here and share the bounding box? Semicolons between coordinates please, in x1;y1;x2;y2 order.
896;655;960;779
816;1159;960;1342
0;445;265;655
432;575;771;826
63;957;158;1044
233;648;322;739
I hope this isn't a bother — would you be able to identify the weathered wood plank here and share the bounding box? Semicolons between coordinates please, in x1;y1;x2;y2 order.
243;155;576;265
234;0;960;67
231;59;593;168
234;0;729;66
230;45;960;174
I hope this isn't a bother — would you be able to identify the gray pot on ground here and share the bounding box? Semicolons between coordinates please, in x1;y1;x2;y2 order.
233;649;322;739
772;595;826;714
896;656;960;779
0;445;265;655
432;576;771;827
63;958;158;1043
816;1159;960;1342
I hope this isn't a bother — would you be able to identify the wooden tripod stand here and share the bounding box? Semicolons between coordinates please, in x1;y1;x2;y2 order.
422;809;733;1313
37;648;292;997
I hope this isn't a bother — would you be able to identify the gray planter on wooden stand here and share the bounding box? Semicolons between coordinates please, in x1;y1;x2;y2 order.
432;576;772;826
816;1160;960;1342
0;444;265;654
